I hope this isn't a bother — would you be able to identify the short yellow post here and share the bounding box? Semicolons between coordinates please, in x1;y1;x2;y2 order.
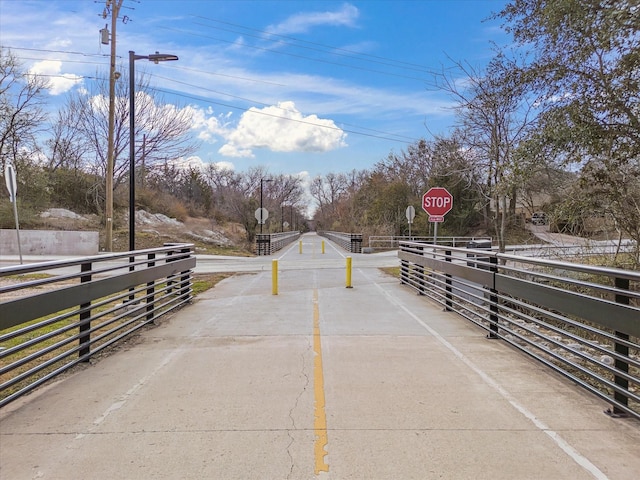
321;241;325;254
299;240;303;254
272;259;278;295
346;256;353;288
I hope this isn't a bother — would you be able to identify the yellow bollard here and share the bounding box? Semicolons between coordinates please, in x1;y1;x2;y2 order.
346;256;353;288
272;259;278;295
299;240;303;254
321;240;325;254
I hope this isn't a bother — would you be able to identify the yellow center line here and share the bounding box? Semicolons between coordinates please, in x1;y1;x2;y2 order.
313;288;329;474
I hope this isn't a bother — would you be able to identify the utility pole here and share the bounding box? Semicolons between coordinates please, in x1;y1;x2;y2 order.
103;0;124;251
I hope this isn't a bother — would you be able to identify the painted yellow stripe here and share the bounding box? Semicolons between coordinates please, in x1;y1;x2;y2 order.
313;288;329;474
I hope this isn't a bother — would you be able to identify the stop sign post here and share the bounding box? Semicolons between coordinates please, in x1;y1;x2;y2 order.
422;187;453;245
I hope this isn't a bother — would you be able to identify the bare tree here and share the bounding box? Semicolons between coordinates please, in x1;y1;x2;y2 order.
433;52;538;251
55;67;198;207
0;48;48;172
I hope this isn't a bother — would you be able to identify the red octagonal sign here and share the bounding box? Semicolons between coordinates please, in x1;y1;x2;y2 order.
422;187;453;222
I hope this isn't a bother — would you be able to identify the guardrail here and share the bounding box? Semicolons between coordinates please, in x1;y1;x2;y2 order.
0;244;196;408
318;231;363;253
255;231;301;255
398;241;640;420
369;236;491;250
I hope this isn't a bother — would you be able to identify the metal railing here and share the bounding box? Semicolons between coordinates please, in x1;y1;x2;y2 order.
369;236;491;250
318;231;363;253
398;241;640;420
0;244;196;408
255;231;301;255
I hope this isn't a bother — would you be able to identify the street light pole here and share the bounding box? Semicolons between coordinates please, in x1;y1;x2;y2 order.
259;178;272;234
128;50;178;252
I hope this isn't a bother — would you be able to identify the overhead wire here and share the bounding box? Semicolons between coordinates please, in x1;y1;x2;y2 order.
158;26;430;82
150;73;416;143
14;67;415;144
191;15;434;74
2;10;428;145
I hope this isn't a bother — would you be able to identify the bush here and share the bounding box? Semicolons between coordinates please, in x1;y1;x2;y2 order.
136;188;188;222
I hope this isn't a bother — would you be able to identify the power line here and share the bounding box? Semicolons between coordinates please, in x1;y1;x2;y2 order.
148;84;414;144
4;48;418;144
0;45;108;58
152;73;416;143
159;26;431;82
191;15;435;75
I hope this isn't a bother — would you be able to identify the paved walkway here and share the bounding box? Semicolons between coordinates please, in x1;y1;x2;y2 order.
1;233;639;479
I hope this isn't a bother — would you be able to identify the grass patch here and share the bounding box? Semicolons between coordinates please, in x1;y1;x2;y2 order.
192;273;235;295
380;266;400;277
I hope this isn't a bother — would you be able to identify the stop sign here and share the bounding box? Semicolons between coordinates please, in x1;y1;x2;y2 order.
422;187;453;222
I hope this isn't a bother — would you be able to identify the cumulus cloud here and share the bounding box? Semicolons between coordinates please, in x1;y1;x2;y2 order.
28;60;82;95
189;106;234;143
168;156;235;172
218;101;347;158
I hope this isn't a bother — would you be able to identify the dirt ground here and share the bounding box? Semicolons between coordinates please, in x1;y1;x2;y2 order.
34;209;253;255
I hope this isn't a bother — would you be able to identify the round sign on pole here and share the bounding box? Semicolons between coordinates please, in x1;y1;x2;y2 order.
422;187;453;222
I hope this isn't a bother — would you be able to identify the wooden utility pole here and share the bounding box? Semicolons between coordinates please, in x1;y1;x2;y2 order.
104;0;124;251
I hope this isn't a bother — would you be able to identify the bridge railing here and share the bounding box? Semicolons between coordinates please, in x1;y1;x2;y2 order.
318;231;363;253
399;241;640;420
369;236;491;250
255;231;301;256
0;243;196;408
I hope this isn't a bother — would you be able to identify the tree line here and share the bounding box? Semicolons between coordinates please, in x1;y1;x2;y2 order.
1;1;639;264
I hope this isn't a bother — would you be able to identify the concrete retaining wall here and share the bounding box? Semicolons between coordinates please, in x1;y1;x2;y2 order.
0;229;99;256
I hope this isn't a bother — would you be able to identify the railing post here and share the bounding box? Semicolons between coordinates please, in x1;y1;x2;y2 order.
416;245;425;295
179;246;191;301
607;277;630;416
445;250;452;311
146;253;156;323
79;262;92;360
487;256;499;339
400;243;408;285
351;234;363;253
166;247;176;294
256;234;270;256
128;252;136;302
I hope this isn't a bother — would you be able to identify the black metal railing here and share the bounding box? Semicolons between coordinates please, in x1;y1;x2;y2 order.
255;231;301;255
318;231;363;253
398;241;640;420
0;244;196;408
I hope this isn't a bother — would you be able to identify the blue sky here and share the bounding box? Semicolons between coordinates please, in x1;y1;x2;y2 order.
0;0;509;180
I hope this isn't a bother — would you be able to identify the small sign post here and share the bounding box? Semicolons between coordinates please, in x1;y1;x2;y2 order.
405;205;415;240
4;163;22;263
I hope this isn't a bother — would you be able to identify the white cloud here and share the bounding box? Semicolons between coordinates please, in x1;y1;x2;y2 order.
267;3;359;35
214;160;235;171
28;60;82;95
168;156;235;172
218;101;347;158
189;106;233;143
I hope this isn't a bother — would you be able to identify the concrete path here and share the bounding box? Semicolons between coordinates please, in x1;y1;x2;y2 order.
1;233;639;479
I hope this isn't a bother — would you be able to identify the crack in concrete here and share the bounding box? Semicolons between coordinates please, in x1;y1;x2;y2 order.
286;335;311;480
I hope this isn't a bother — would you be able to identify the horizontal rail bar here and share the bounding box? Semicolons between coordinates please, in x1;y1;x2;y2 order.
0;243;196;408
398;241;640;420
